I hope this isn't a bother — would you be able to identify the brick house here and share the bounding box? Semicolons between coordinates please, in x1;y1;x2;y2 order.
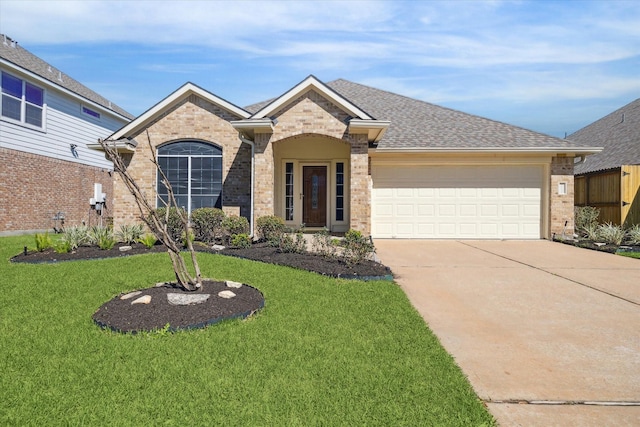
0;35;133;235
92;76;601;239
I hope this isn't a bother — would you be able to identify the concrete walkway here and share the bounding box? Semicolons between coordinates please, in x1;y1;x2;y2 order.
375;240;640;427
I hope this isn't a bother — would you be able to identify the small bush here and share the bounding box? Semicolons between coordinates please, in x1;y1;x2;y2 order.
61;226;89;250
153;207;186;243
116;223;144;244
222;215;250;242
88;226;116;250
191;208;226;243
256;216;285;242
35;232;53;252
138;233;158;249
54;240;72;254
575;206;600;235
311;228;336;259
181;230;195;248
583;223;600;241
597;222;625;245
342;229;375;265
230;233;252;249
624;224;640;245
275;225;306;254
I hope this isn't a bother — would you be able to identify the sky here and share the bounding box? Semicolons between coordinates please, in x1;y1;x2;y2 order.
1;0;638;138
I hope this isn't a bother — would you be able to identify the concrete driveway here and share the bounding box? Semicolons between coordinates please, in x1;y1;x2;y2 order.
375;240;640;427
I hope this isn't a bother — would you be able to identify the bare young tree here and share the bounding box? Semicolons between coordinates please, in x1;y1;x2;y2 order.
98;131;202;291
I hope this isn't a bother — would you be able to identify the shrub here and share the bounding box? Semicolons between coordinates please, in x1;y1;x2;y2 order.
191;208;226;243
624;224;640;245
181;230;195;248
222;215;250;241
153;207;186;243
34;232;53;252
342;229;375;265
275;225;306;254
88;226;116;250
54;240;72;254
230;233;252;249
583;223;600;241
61;226;89;250
115;223;144;244
138;233;158;249
596;222;625;245
575;206;600;235
256;215;285;242
311;228;336;259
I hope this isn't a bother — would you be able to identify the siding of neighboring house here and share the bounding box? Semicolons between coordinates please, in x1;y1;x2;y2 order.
0;41;132;235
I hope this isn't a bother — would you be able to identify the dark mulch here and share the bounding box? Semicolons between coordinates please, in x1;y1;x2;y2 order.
555;238;640;254
11;241;391;333
93;280;264;334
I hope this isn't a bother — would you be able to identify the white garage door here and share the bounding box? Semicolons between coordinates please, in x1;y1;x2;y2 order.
372;164;542;239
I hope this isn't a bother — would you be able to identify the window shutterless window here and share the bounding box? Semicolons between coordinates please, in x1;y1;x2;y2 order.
156;141;223;214
82;105;101;119
285;162;294;221
1;72;44;128
336;162;344;221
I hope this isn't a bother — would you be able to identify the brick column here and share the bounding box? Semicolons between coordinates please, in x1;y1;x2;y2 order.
349;134;370;235
253;133;275;223
550;156;575;237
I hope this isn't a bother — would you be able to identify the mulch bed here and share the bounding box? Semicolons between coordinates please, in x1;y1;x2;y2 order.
555;238;640;254
11;241;392;333
93;280;264;334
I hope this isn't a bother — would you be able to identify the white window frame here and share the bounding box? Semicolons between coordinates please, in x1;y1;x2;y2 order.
0;71;46;131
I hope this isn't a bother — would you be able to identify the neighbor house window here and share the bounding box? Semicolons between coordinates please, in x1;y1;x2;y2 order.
1;72;44;128
336;162;344;221
82;105;101;119
156;141;223;214
285;162;294;221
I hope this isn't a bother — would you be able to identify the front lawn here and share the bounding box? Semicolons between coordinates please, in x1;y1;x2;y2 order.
0;235;494;426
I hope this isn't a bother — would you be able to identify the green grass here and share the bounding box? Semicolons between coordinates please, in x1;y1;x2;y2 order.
618;251;640;259
0;235;494;426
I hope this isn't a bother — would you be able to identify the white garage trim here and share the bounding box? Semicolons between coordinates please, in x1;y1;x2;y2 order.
372;162;547;239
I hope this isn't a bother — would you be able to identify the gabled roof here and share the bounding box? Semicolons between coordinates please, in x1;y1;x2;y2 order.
234;75;389;142
322;79;602;154
0;34;133;120
103;82;250;142
569;98;640;174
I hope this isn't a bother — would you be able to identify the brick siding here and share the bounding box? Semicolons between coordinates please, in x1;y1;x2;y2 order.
550;156;575;237
0;147;112;234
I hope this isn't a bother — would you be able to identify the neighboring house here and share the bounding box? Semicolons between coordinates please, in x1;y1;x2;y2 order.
0;35;133;235
570;98;640;226
91;76;601;240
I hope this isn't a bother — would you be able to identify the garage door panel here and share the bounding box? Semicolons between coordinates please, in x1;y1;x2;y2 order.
372;164;542;239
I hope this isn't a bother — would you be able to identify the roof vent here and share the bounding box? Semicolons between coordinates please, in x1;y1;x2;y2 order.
2;35;8;47
48;66;53;73
57;71;63;82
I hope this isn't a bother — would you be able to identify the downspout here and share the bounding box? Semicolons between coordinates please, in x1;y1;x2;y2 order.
239;134;255;238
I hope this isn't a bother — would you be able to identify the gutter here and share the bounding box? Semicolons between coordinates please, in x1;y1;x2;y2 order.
369;146;604;155
238;134;255;238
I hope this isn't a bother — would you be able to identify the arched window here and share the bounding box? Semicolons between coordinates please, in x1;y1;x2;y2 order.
157;141;222;213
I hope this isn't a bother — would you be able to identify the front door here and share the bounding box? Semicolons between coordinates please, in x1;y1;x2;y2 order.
303;166;327;227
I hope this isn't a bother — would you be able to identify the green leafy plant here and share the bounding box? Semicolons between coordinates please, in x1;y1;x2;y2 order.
115;223;144;244
625;224;640;245
54;239;72;254
34;232;53;252
222;215;250;243
276;225;306;254
181;230;195;248
230;233;252;249
583;223;599;241
597;222;625;245
311;228;336;259
256;215;285;243
88;226;116;250
342;229;375;265
153;207;186;243
191;207;226;243
138;233;158;249
575;206;600;236
61;226;89;250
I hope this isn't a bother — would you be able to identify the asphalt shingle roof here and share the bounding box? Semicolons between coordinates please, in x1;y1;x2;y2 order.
569;98;640;175
0;35;134;120
247;78;599;151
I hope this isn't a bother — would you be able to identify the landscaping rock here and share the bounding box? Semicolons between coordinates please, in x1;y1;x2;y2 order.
225;280;243;288
119;245;132;252
218;290;236;299
211;244;225;251
120;291;142;300
167;293;210;306
131;295;151;305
